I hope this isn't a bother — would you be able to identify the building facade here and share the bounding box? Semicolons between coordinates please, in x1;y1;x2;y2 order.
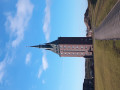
30;37;93;58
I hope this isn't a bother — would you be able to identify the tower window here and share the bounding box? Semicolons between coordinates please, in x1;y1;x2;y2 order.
81;53;83;55
76;46;78;49
72;46;74;49
64;46;66;48
81;46;83;49
68;46;70;48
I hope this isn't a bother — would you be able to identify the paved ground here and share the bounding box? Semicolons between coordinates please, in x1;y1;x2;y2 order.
94;0;120;40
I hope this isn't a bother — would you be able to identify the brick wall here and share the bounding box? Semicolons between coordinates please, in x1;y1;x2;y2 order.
59;44;93;57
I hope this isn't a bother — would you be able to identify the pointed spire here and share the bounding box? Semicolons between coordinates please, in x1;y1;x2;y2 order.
27;45;40;48
27;44;52;50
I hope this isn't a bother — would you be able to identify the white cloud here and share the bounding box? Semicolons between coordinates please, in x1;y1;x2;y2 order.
37;51;48;79
25;52;31;64
0;52;15;83
37;0;50;79
38;67;43;79
0;61;5;71
1;0;34;83
6;0;34;47
0;72;4;83
42;52;48;70
0;58;6;83
43;0;51;42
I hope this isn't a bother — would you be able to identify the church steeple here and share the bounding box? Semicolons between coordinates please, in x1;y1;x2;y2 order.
28;37;93;58
28;41;60;54
28;44;52;50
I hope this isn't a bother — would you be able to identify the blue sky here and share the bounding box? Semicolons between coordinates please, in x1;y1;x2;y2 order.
0;0;88;90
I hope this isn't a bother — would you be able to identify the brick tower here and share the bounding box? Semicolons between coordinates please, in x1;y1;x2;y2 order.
29;37;93;58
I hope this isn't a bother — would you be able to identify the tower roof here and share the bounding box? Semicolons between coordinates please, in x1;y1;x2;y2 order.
58;37;92;44
28;44;52;50
28;43;60;54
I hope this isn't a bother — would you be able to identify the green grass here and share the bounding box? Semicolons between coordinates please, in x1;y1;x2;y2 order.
88;0;120;90
88;0;118;27
94;40;120;90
